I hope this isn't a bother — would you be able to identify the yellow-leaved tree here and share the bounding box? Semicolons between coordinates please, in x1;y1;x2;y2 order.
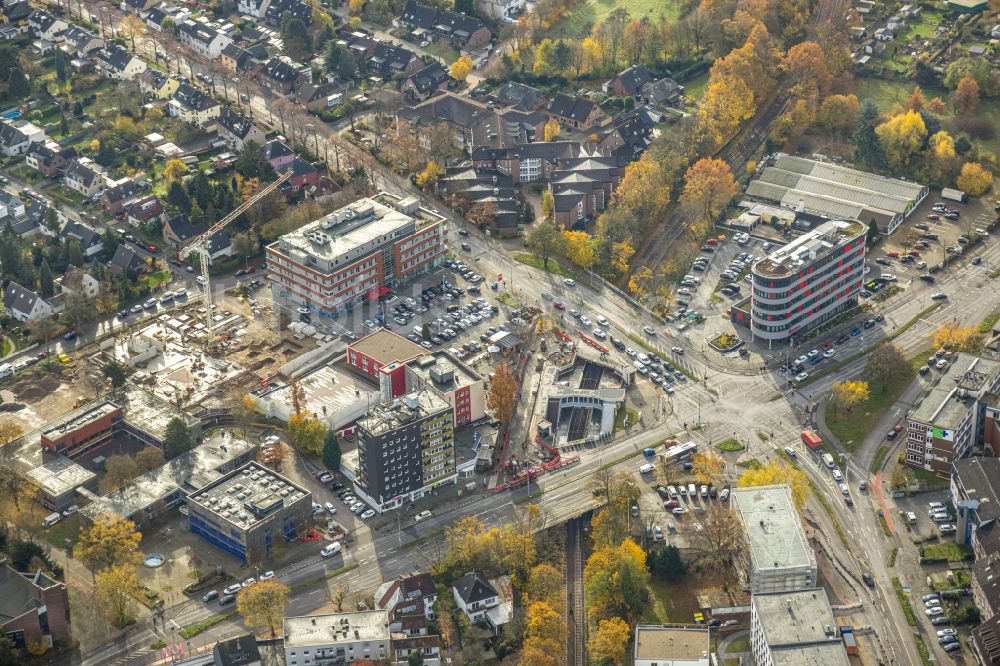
588;616;631;666
543;118;561;142
237;579;290;637
831;379;870;413
95;563;142;627
933;322;983;353
679;158;738;233
449;56;474;82
563;230;596;270
415;161;442;189
737;459;810;509
78;514;142;572
956;162;993;197
520;601;565;665
584;539;649;624
691;450;725;486
287;413;326;454
875;110;927;169
163;158;188;182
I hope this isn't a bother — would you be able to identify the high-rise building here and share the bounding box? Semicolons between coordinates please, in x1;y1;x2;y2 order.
750;589;850;666
266;194;447;318
738;219;866;345
354;390;455;512
732;485;816;594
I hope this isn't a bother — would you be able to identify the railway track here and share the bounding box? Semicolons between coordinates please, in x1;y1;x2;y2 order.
566;518;586;666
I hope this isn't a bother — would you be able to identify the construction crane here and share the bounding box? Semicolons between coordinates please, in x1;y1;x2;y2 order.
179;169;293;347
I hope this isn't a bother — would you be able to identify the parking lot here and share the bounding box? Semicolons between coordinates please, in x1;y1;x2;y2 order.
634;471;734;546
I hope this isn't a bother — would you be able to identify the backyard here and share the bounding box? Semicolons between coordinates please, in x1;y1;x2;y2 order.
640;577;701;625
548;0;679;38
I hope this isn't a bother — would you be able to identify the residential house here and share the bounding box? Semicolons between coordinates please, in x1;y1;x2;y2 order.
215;107;266;151
392;636;442;665
475;0;525;21
100;179;141;215
397;93;545;154
548;93;609;131
64;158;104;197
402;62;450;103
973;552;1000;622
0;23;24;41
264;0;311;27
599;106;655;160
264;140;295;172
603;64;653;97
108;244;147;276
281;158;318;193
495;81;548;112
258;57;302;96
451;573;511;634
138;70;180;99
120;0;159;13
3;282;54;322
143;6;183;31
200;230;232;265
60;219;104;258
640;77;684;107
550;154;624;229
60;25;103;56
0;560;70;649
0;196;50;238
168;83;222;125
368;41;423;79
220;43;255;74
25;141;77;178
0;191;25;222
125;196;164;227
3;0;32;26
471;141;580;184
398;0;492;50
375;572;437;633
162;213;208;249
0;121;34;157
237;0;271;19
28;9;69;41
177;20;232;58
213;635;262;666
293;79;354;112
61;265;100;299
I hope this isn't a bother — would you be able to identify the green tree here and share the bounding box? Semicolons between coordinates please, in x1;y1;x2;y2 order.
162;417;195;459
235;141;277;181
38;258;53;297
281;17;312;61
0;635;19;666
526;219;564;270
102;360;128;397
167;181;192;215
321;429;341;472
866;219;879;247
407;651;425;666
648;544;686;581
66;238;84;269
853;101;886;170
191;171;214;210
421;322;430;340
55;49;66;81
7;67;29;100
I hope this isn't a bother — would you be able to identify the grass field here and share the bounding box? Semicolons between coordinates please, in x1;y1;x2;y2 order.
855;76;1000;152
513;252;573;278
716;438;744;452
683;72;709;101
641;578;701;624
922;541;973;562
549;0;679;38
825;364;915;452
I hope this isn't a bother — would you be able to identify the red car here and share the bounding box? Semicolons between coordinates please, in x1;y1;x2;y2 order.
146;245;157;253
245;266;256;274
927;214;940;220
706;238;719;246
908;250;920;257
553;302;565;311
887;251;900;258
894;423;903;433
172;259;183;267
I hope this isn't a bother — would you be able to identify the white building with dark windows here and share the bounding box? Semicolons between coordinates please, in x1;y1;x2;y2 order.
738;219;866;346
750;589;849;666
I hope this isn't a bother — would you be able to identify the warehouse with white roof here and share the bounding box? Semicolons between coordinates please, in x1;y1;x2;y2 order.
745;154;927;234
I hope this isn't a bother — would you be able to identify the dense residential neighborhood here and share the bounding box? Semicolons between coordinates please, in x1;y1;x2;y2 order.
0;0;998;661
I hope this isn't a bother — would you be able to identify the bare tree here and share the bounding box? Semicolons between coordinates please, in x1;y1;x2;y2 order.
328;582;351;612
686;503;747;581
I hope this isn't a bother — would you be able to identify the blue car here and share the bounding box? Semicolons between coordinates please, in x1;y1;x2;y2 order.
850;327;862;336
63;330;77;341
675;372;687;383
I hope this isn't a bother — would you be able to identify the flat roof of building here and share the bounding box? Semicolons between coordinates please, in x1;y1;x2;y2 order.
26;455;96;498
81;431;258;520
634;625;710;662
41;401;120;441
188;461;309;531
754;219;865;277
911;354;1000;428
264;363;378;416
358;390;451;437
771;641;851;666
746;154;926;224
404;351;482;391
350;329;426;368
753;589;842;648
277;197;414;263
953;457;1000;523
284;610;391;649
732;485;815;573
119;382;200;442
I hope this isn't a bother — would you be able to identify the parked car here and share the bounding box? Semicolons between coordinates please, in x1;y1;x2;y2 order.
320;542;342;557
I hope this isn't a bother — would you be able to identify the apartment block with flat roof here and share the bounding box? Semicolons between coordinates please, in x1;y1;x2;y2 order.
907;354;1000;475
750;589;849;666
732;485;816;594
354;390;455;512
266;194;447;318
744;219;866;345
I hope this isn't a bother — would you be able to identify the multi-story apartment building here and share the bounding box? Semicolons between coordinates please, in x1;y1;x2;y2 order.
266;194;447;318
732;485;816;594
906;354;1000;474
750;589;850;666
740;219;866;345
354;390;455;513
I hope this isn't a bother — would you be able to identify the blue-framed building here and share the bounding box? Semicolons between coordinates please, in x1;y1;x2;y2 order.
187;461;312;562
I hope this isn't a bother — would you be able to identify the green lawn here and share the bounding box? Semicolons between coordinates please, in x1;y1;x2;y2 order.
424;42;459;63
716;438;744;452
145;271;173;289
725;635;750;654
548;0;680;38
683;73;709;102
922;541;973;562
825;366;915;452
513;252;573;278
856;76;1000;151
640;578;701;625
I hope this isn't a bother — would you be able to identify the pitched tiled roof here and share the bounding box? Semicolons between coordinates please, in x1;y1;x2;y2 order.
406;62;449;95
453;572;497;605
549;93;600;123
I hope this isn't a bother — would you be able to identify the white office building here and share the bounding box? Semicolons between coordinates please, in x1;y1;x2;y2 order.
732;485;816;594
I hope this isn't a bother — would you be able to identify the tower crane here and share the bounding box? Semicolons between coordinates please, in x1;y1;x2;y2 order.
179;169;292;347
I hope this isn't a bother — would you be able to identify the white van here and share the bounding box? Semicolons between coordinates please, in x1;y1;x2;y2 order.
832;469;844;482
0;364;12;379
688;483;697;496
320;542;342;557
43;513;62;528
196;275;208;286
638;463;655;475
